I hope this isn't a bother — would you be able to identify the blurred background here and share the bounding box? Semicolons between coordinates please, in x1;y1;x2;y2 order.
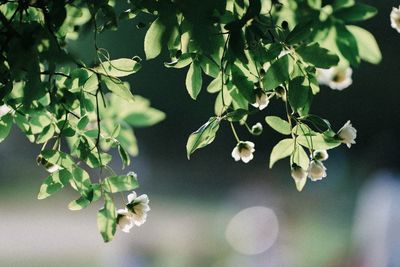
1;1;400;266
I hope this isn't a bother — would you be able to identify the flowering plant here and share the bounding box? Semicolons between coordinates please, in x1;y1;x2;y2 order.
0;0;382;242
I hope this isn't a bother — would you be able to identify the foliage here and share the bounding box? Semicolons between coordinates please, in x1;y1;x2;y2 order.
0;0;380;242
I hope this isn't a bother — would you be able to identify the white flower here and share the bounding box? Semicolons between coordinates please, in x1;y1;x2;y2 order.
391;6;400;33
117;208;134;233
317;67;353;90
251;123;263;136
0;104;11;117
313;150;329;161
126;191;150;226
308;160;327;181
291;165;308;192
338;120;357;148
231;141;255;163
251;90;269;110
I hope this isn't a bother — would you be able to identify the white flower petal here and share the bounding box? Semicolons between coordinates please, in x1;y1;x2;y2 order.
241;153;254;163
231;147;241;161
127;191;137;203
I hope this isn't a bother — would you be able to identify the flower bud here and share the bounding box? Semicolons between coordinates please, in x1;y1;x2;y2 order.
308;160;327;181
313;150;329;161
251;123;263;136
251;89;269;110
291;164;307;191
337;120;357;148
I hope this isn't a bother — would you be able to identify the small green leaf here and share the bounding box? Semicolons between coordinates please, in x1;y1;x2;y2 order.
336;24;360;66
347;25;381;64
226;109;248;122
118;144;130;168
97;193;117;242
83;74;99;93
36;124;55;144
40;149;75;170
144;18;166;60
207;74;223;93
199;55;220;78
334;3;377;22
68;184;102;210
94;58;141;77
124;108;165;127
297;133;341;150
68;197;90;211
0;113;13;142
102;173;139;193
37;169;72;200
296;43;339;68
300;115;331;132
269;138;295;168
103;77;135;102
263;55;290;91
286;21;313;45
77;115;89;131
265;116;291;135
231;64;256;103
186;117;220;159
185;62;203;100
288;77;312;115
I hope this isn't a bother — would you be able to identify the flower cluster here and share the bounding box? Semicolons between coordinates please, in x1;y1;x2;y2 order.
116;191;150;233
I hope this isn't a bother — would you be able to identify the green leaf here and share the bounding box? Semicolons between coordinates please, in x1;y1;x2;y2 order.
124;108;165;127
185;62;203;100
288;77;312;115
118;144;130;168
164;53;192;69
102;173;139;193
199;55;220;78
334;3;377;22
265;116;291;135
70;167;92;195
269;138;295;168
297;133;341;150
0;113;13;142
207;74;223;93
296;43;339;68
77;115;89;131
103;77;135;102
97;193;117;242
68;197;90;211
300;115;331;132
36;124;55;144
231;64;256;103
83;74;99;93
347;25;381;64
68;184;102;210
144;18;166;60
186;117;220;159
335;24;360;66
94;58;141;77
37;169;72;200
285;21;313;45
226;109;248;122
263;55;290;90
40;149;75;170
